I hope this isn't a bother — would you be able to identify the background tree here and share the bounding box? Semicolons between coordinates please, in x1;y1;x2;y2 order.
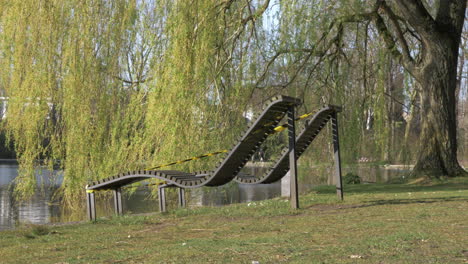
238;0;467;177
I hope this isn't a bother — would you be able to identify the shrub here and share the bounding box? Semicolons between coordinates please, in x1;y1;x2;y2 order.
21;224;50;239
344;172;361;184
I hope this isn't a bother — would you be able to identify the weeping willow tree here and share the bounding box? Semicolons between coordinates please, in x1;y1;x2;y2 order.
0;0;270;203
0;0;146;202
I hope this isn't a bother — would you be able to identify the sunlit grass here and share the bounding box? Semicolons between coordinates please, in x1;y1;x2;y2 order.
0;177;467;263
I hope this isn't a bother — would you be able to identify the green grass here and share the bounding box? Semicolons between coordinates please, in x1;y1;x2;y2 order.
1;177;467;263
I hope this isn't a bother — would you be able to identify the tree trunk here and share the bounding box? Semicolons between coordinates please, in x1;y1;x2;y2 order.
399;88;419;162
412;37;467;177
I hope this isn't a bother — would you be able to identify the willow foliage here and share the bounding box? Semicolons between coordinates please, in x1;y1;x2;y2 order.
144;0;247;172
0;0;140;201
0;0;258;203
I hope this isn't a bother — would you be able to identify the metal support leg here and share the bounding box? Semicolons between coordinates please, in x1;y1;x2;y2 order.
288;106;299;209
178;188;186;208
331;112;344;200
158;185;167;213
86;190;96;221
113;188;123;215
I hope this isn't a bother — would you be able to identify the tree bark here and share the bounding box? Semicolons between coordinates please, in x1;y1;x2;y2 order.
412;35;467;177
383;0;467;177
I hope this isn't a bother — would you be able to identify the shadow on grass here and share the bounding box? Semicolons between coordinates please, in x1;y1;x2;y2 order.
312;177;468;195
305;196;467;211
358;196;467;208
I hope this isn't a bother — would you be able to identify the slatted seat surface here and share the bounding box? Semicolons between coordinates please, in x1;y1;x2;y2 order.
86;95;301;191
205;97;301;186
234;105;342;185
87;170;197;190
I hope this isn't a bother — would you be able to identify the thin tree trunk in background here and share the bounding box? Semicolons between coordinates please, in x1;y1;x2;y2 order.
384;59;393;162
399;88;419;162
384;58;405;163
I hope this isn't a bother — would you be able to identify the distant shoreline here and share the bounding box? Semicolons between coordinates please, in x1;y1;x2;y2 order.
0;159;18;164
1;159;465;169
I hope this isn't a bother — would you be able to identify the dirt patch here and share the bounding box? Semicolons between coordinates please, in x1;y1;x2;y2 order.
406;177;434;185
305;203;361;211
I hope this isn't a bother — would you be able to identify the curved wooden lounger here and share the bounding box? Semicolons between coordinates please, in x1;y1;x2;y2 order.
86;95;301;192
234;104;342;184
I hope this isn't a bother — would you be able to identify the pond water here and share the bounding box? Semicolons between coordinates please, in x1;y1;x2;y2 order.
0;162;409;230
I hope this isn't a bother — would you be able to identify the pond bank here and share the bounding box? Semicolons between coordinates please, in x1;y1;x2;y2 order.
1;163;412;230
1;177;467;263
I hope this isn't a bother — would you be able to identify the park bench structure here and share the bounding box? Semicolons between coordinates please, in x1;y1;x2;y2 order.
85;96;343;220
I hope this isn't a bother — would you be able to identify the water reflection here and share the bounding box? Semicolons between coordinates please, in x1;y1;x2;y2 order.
0;164;63;230
0;162;408;230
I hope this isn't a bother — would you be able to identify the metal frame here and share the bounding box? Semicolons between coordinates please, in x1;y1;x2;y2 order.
158;184;167;213
331;112;343;200
178;187;186;207
113;188;123;215
85;184;187;221
86;191;96;221
158;184;186;213
287;105;299;209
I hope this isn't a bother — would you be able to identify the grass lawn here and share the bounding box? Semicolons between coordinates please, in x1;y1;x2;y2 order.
0;177;467;263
